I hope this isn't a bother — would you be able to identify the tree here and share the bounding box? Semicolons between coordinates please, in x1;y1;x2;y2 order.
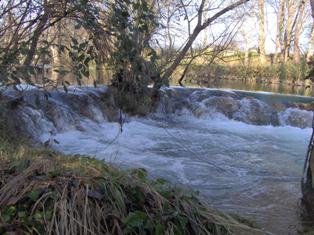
274;0;309;64
108;0;160;95
283;1;298;63
50;22;63;82
275;0;286;62
308;0;314;61
258;0;266;64
161;0;250;82
307;24;314;61
0;0;251;99
0;0;92;85
293;0;307;64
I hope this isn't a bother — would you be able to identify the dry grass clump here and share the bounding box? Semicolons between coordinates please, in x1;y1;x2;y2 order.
0;142;264;235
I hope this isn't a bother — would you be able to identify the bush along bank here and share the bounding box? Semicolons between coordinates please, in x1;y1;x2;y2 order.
178;63;312;88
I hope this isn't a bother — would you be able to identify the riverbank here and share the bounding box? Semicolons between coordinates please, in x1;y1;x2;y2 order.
175;63;314;97
0;137;263;235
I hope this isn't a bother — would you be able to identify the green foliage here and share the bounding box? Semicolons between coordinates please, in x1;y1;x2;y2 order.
305;58;314;82
0;0;100;88
278;63;287;81
181;61;310;86
123;211;149;234
108;0;162;97
56;37;96;89
0;0;166;111
278;61;309;81
0;41;52;86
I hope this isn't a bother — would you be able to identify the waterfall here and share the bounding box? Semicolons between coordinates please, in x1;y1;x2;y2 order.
1;86;313;142
1;85;312;234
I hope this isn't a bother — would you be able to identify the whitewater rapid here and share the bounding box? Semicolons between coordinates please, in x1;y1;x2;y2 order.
2;86;313;234
47;114;310;234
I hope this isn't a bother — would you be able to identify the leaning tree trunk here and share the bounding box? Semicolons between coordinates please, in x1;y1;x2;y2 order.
160;0;250;83
258;0;266;64
307;24;314;61
96;61;105;84
293;0;306;64
275;0;285;63
50;22;63;83
307;1;314;61
23;14;49;68
283;1;298;63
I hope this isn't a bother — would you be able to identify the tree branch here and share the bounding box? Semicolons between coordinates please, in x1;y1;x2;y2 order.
161;0;249;82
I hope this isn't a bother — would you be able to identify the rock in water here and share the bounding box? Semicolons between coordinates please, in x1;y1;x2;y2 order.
232;97;279;126
279;108;313;129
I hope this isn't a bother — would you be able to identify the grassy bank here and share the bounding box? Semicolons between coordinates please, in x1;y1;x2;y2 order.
168;50;311;87
175;63;310;85
0;138;264;235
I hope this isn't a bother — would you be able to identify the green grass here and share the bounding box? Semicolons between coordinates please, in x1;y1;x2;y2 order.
168;51;311;85
0;138;264;235
179;62;310;84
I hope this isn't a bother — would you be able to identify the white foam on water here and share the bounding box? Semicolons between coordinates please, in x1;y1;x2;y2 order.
11;86;305;234
48;112;312;234
279;108;314;128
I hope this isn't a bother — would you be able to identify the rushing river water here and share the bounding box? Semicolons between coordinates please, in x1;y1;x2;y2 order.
4;85;313;234
35;88;309;235
52;115;311;234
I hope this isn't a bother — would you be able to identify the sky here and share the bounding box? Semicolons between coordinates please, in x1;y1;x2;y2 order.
159;0;313;55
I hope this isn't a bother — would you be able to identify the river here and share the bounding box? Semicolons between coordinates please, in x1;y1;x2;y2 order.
187;79;314;97
34;86;312;235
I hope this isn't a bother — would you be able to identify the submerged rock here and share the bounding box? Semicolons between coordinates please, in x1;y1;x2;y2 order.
7;106;56;141
1;86;116;141
45;101;81;132
279;108;313;129
290;101;314;112
233;98;279;126
202;96;240;118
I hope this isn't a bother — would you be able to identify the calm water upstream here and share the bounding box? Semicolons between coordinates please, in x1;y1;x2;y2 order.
185;79;314;97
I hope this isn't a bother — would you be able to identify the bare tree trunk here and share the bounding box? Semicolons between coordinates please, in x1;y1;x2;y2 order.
202;0;209;46
308;0;314;61
244;47;250;66
50;47;62;82
50;22;62;82
242;30;250;66
275;0;285;62
96;62;105;84
307;24;314;61
293;0;306;64
258;0;266;64
23;14;49;67
161;0;249;82
283;0;298;63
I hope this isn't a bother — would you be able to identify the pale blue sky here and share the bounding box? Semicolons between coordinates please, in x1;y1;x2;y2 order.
156;0;313;55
